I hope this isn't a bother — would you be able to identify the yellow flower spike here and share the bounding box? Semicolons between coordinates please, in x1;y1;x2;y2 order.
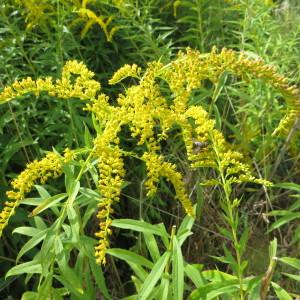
142;152;194;216
0;60;101;104
93;132;125;265
0;150;74;237
109;64;141;85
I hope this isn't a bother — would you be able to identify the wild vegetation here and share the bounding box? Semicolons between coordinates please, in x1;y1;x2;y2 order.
0;0;300;299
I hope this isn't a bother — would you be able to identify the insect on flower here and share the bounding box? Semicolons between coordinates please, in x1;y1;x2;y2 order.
192;139;209;153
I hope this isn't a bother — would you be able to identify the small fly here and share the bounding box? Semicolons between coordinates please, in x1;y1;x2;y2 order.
192;139;209;153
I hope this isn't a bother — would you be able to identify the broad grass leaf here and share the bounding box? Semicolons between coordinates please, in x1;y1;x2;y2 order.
67;205;80;243
188;279;239;300
274;182;300;192
107;248;154;269
172;236;184;300
278;257;300;270
177;208;195;246
54;237;67;273
67;180;80;204
127;262;148;282
84;123;93;148
138;251;171;300
29;193;67;217
267;213;300;232
143;232;160;261
157;223;170;248
111;219;169;238
282;272;300;282
271;282;292;300
37;272;52;300
200;270;237;281
184;264;205;288
157;276;170;300
16;229;48;262
34;185;51;199
6;260;42;278
89;257;111;300
21;292;38;300
54;266;84;298
13;226;42;237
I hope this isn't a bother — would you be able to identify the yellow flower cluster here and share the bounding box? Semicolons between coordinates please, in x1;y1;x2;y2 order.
142;152;194;216
14;0;118;42
0;60;100;104
77;8;117;42
109;64;141;85
182;105;272;186
14;0;54;30
164;47;299;135
1;47;296;264
93;135;125;265
56;60;100;100
0;150;74;236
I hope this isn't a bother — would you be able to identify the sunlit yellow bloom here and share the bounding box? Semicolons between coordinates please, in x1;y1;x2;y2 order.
0;151;73;237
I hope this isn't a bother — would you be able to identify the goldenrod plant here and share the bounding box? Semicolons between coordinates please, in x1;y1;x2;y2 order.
0;46;299;298
13;0;118;42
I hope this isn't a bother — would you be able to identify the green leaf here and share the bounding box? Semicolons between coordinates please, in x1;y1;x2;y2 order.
269;238;277;259
128;262;148;282
188;279;239;300
54;266;84;298
54;237;67;273
289;199;300;211
37;272;53;300
132;275;143;293
13;226;42;237
29;193;67;217
67;180;80;205
157;276;170;300
271;282;292;300
84;264;95;300
67;205;80;243
34;216;47;230
21;292;38;300
157;223;170;248
267;213;300;232
111;219;169;238
84;123;93;148
89;257;111;299
185;264;204;288
278;257;300;270
200;270;237;282
139;251;171;300
172;236;184;300
177;207;195;239
64;165;75;194
34;185;51;199
274;182;300;192
40;227;56;277
107;248;154;269
282;272;300;282
143;232;160;262
6;260;42;278
16;229;48;262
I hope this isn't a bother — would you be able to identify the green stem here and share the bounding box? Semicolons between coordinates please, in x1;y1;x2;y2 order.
164;225;176;274
212;137;244;300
